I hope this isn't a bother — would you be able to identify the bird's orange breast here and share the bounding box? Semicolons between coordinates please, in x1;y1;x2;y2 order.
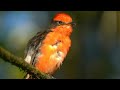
35;32;71;74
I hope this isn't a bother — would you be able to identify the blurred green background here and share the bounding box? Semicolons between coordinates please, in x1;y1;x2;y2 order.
0;11;119;79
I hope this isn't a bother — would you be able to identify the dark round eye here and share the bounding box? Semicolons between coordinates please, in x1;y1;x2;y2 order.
57;21;63;25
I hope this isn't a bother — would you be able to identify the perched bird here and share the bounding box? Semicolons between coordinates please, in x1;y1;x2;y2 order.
24;12;75;79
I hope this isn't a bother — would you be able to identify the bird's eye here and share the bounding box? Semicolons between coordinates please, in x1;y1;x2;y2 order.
57;21;63;25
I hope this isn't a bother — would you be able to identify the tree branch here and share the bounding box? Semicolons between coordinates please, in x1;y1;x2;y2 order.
0;46;55;79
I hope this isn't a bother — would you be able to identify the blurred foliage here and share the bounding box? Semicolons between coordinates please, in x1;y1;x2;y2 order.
0;11;119;79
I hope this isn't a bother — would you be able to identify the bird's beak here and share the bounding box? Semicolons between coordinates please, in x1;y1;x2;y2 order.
70;22;76;27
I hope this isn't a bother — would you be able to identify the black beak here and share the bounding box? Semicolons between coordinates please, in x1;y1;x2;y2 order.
70;22;76;27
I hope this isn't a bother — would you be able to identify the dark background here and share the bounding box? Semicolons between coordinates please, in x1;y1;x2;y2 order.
0;11;119;79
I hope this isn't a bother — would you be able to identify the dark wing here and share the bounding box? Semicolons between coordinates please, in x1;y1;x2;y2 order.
24;30;51;66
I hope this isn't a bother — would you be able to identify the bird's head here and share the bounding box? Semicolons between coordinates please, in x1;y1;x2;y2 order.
50;12;75;36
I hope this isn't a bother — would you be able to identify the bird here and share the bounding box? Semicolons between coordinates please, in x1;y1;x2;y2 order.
24;12;75;79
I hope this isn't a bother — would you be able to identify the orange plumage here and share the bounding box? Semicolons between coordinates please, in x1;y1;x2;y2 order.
24;12;75;78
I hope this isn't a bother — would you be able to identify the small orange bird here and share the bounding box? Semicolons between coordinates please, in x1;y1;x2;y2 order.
24;12;75;79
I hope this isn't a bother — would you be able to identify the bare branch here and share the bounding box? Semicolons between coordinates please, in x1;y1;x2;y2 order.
0;46;55;79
